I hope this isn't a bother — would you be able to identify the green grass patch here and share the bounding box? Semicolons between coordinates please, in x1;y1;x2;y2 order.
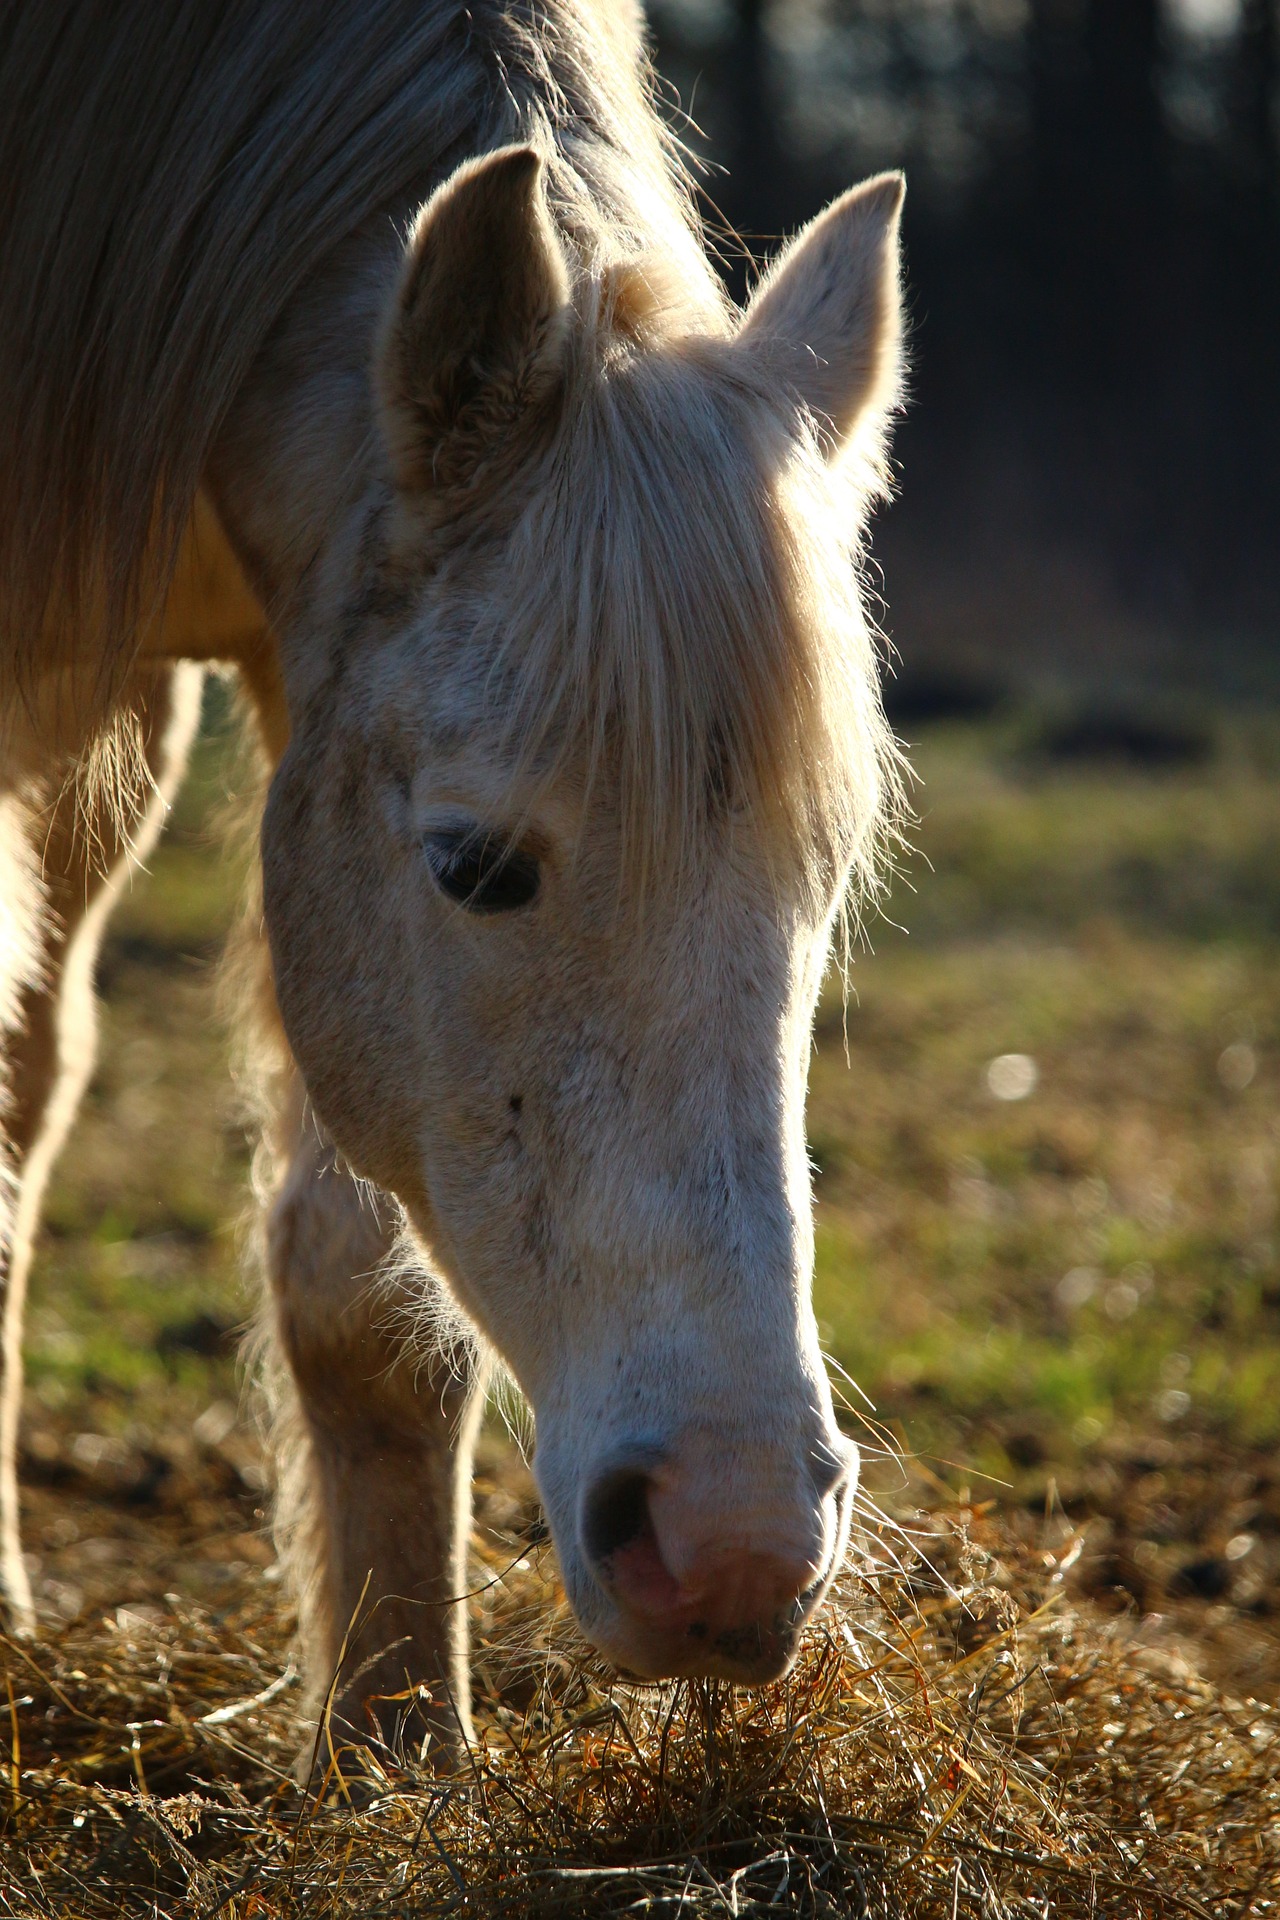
25;697;1280;1492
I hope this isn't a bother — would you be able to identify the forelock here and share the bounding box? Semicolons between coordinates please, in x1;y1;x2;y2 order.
470;266;906;916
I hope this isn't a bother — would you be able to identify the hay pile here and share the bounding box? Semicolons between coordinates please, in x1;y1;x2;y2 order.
3;1506;1277;1917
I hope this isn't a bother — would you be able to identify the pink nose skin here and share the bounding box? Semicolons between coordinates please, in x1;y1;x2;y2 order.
582;1465;835;1682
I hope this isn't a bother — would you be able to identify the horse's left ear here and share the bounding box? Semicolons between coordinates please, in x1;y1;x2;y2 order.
377;145;572;498
736;173;905;459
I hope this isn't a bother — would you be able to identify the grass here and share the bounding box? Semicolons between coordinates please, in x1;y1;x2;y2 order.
8;686;1280;1913
813;932;1280;1458
25;689;252;1431
25;692;1280;1528
29;699;1280;1455
806;717;1280;1478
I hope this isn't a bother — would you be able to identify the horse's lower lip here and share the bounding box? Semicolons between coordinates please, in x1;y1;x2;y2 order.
592;1542;838;1684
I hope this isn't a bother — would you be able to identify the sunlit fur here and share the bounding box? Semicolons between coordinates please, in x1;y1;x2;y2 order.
0;0;907;1758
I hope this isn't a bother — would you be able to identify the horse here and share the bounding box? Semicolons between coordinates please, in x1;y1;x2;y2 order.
0;0;906;1759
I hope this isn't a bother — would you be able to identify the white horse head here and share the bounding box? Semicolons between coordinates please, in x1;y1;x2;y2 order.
262;146;906;1682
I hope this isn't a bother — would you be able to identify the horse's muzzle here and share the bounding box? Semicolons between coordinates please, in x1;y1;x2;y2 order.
576;1439;854;1681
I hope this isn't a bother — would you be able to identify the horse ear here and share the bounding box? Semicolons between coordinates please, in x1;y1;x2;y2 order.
736;173;905;458
377;145;572;496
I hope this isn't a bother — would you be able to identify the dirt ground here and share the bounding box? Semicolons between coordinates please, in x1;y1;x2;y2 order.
14;695;1280;1717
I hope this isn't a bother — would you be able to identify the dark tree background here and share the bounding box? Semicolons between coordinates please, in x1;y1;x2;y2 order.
648;0;1280;704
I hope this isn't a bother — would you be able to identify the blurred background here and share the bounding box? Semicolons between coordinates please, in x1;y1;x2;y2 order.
653;0;1280;711
16;0;1280;1700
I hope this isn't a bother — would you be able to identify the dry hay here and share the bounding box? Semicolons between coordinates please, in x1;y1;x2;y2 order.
3;1505;1277;1918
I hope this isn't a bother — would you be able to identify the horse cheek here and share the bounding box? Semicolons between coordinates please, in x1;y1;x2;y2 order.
262;741;426;1205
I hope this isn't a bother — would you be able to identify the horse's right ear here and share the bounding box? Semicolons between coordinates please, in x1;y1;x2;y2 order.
377;146;572;499
736;173;905;461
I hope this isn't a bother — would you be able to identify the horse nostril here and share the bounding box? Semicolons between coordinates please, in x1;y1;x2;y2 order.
582;1468;652;1567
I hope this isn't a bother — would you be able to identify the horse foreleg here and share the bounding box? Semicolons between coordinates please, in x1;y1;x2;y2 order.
0;664;202;1629
0;791;46;1630
262;1077;488;1767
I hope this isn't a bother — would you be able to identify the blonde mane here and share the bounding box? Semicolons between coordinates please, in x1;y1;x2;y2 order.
0;0;711;707
478;292;903;906
1;0;901;903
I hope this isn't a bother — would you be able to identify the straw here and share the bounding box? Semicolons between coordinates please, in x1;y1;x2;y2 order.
3;1503;1276;1917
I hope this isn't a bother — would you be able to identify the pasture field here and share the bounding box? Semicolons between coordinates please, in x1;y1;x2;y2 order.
22;689;1280;1668
8;682;1280;1913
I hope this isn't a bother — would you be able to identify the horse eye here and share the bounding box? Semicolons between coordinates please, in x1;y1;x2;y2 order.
424;830;540;913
